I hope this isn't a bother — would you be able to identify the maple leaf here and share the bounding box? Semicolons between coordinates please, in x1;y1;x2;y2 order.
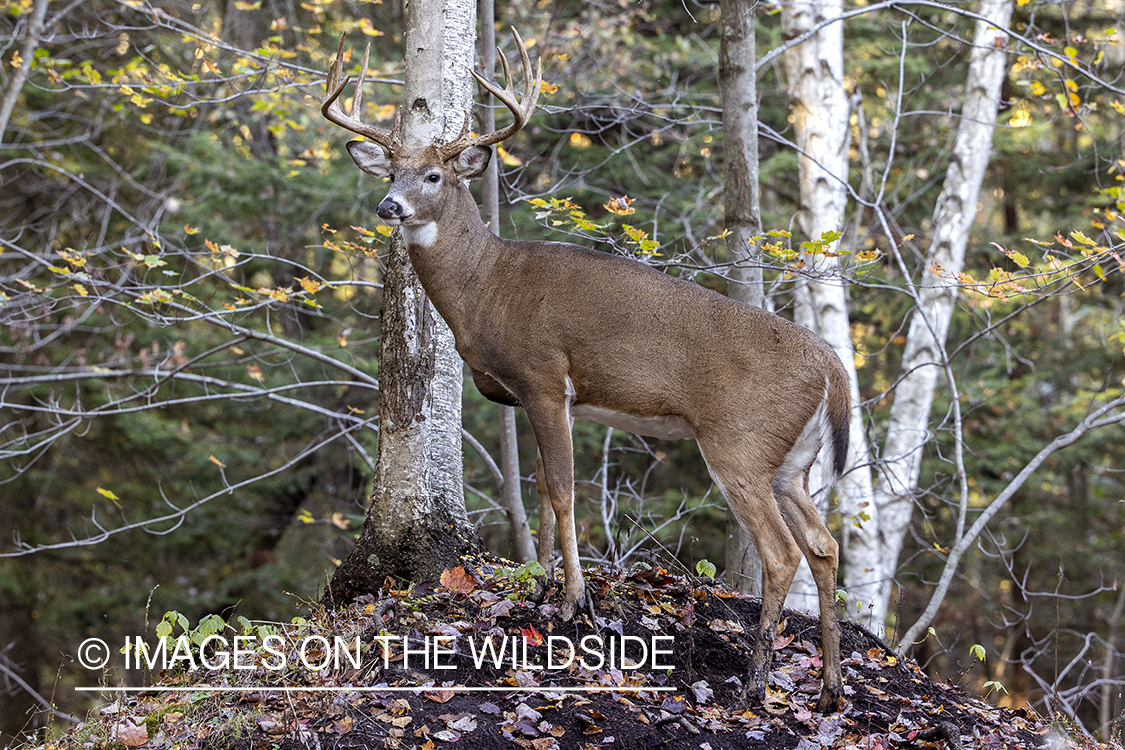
520;624;544;647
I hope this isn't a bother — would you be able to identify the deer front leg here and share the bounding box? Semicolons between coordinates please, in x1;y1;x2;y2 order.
535;451;556;574
525;403;586;621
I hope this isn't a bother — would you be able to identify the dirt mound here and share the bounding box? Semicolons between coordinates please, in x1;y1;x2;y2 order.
65;559;1051;750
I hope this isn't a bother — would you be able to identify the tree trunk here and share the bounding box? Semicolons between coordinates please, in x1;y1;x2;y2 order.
328;0;478;604
719;0;763;596
780;0;874;616
860;0;1014;630
0;0;49;145
478;0;535;563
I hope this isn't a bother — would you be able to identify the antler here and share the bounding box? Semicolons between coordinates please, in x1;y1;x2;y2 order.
436;27;542;161
322;31;401;154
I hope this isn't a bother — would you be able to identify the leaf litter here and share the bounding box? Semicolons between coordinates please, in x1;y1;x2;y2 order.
58;556;1083;750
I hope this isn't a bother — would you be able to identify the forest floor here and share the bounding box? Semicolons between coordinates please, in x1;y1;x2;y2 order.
58;557;1113;750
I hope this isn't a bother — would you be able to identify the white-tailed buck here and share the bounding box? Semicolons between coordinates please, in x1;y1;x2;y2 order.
324;29;849;712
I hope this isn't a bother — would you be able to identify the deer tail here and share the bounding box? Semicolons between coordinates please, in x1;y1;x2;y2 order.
825;363;851;483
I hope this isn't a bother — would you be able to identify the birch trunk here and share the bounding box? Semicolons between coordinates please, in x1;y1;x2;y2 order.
857;0;1014;630
0;0;48;144
780;0;876;616
329;0;478;603
719;0;764;596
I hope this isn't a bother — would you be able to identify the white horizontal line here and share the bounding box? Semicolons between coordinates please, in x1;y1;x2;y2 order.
75;685;676;693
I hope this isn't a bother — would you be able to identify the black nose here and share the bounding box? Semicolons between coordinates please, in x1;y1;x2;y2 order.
376;199;401;220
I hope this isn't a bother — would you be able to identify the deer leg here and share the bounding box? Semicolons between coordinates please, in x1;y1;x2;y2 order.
525;403;586;621
699;443;801;705
535;451;557;576
773;472;843;712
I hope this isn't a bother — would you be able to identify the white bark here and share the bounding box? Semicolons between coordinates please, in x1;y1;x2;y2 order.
0;0;49;144
335;0;477;593
857;0;1015;630
398;0;474;520
780;0;875;616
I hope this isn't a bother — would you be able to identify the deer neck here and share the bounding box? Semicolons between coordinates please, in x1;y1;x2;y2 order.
399;183;495;333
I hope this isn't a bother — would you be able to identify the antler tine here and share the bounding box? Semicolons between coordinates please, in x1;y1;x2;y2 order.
437;27;541;160
351;41;370;120
321;31;399;153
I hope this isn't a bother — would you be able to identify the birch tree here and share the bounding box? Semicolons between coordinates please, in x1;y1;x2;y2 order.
329;0;478;601
859;0;1017;630
779;0;875;614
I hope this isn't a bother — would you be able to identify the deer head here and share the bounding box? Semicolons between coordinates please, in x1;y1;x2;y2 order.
322;29;541;239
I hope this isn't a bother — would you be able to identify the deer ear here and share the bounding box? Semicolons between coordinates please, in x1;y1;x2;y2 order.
450;145;492;181
347;140;393;178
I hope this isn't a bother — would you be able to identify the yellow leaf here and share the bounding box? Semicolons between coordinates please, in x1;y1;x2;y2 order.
96;487;120;501
184;224;199;235
297;509;314;524
1069;230;1096;246
201;59;220;75
1030;81;1047;96
603;195;636;215
569;132;592;148
209;455;226;468
497;144;522;167
540;80;559;95
298;277;322;293
74;283;88;297
356;18;383;36
247;363;264;384
331;512;349;529
9;51;23;69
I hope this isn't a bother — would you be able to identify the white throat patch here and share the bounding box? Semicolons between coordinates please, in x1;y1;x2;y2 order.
402;222;438;249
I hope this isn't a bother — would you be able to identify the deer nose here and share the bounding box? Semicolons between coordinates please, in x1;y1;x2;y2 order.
377;198;403;220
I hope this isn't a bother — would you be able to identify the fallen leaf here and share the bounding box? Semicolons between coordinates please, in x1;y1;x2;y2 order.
115;719;147;747
439;566;476;595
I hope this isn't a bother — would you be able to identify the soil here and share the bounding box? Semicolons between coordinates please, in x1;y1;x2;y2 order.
76;559;1053;750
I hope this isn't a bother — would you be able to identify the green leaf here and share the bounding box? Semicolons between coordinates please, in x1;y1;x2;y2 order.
695;559;717;579
970;643;986;662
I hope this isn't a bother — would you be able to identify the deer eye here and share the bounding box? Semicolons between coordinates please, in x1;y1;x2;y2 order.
426;173;441;183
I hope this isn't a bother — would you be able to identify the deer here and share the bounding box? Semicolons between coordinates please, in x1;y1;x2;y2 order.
323;28;850;713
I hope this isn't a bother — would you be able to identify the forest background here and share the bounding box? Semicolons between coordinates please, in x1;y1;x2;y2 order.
1;0;1124;744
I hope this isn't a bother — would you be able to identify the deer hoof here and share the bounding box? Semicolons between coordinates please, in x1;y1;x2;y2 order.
733;679;764;711
560;592;592;622
528;574;550;604
815;685;843;714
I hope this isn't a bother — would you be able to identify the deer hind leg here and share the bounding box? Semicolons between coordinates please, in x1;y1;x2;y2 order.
525;402;586;621
773;470;843;713
698;440;802;705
